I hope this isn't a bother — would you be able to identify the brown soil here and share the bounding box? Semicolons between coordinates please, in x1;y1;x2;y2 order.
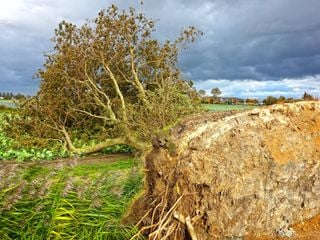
245;213;320;240
127;101;320;239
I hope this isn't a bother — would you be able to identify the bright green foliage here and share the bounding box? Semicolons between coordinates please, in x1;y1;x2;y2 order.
0;158;143;239
0;111;135;161
0;112;68;161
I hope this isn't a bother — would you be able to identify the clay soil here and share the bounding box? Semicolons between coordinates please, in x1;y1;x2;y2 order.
245;213;320;240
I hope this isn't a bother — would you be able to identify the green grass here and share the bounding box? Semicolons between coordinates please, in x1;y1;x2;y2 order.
0;158;144;239
203;103;259;112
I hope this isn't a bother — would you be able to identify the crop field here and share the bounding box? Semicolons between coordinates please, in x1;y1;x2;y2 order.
203;103;259;112
0;100;16;108
0;157;143;239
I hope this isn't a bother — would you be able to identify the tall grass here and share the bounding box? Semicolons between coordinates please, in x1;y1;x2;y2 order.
0;158;144;239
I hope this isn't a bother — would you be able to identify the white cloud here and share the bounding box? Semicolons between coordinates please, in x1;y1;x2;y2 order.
194;75;320;99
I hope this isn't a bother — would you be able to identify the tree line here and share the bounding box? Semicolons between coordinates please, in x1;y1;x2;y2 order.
263;92;317;105
197;88;318;105
0;92;29;100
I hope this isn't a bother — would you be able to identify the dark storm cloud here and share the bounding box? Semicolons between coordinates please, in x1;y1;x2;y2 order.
0;0;108;94
0;0;319;96
176;0;320;81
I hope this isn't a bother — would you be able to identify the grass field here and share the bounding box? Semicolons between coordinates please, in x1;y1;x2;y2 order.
203;103;259;112
0;157;143;239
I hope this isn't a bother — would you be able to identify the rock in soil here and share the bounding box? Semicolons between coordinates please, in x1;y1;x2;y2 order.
126;101;320;240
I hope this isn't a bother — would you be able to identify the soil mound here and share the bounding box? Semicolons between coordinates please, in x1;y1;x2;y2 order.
128;101;320;239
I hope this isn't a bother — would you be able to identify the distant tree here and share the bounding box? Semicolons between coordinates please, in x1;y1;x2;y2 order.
211;88;221;98
211;87;221;103
278;96;286;103
245;98;259;105
263;96;278;105
198;90;206;96
4;93;10;99
286;97;294;103
302;92;314;101
15;93;26;100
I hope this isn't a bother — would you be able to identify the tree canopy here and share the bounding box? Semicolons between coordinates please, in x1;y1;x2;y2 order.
302;92;315;101
198;90;206;96
211;88;221;98
10;4;201;155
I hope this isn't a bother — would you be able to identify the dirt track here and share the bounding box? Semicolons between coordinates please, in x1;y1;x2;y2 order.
0;153;134;168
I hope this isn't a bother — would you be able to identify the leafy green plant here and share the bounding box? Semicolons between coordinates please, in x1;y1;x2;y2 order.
0;111;135;162
0;112;68;161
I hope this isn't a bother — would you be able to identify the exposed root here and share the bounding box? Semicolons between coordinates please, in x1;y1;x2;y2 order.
131;192;186;240
149;195;183;240
185;216;198;240
173;212;198;240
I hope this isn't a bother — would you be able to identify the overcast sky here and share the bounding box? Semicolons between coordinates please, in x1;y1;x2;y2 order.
0;0;319;99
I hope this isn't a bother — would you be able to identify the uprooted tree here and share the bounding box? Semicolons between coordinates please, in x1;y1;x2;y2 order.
8;5;202;154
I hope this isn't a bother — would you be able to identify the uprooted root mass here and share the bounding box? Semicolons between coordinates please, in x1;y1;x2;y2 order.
126;101;320;240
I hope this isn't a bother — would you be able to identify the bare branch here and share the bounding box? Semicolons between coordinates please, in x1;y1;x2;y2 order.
101;58;128;121
129;47;147;99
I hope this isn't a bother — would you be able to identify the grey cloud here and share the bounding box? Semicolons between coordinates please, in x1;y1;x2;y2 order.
177;0;320;81
0;0;108;94
0;0;319;95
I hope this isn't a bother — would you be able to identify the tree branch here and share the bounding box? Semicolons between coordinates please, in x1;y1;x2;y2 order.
129;47;147;99
101;59;128;121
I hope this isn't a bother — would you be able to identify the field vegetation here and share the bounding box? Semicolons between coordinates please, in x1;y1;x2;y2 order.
0;111;68;161
203;103;258;112
0;100;16;109
0;158;143;239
